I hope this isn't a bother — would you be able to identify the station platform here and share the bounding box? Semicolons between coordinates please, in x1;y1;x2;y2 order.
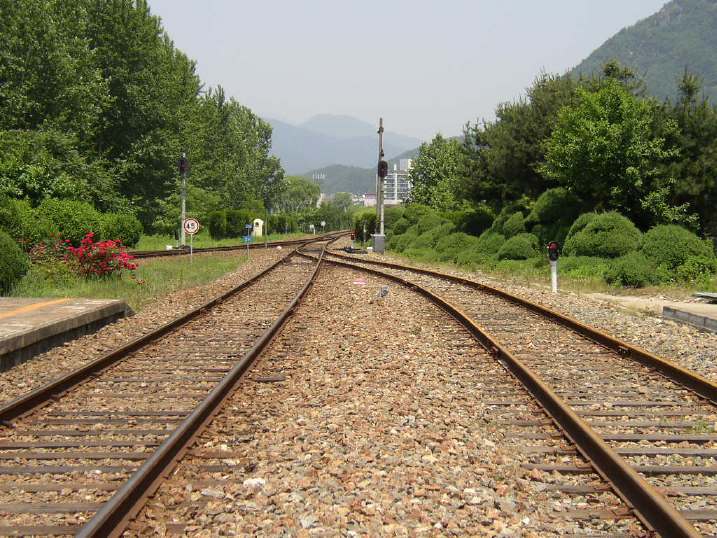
0;297;131;371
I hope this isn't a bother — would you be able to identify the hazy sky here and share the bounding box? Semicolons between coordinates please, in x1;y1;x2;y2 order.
148;0;668;140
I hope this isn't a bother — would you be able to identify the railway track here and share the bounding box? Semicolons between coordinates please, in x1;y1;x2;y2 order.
315;249;717;537
0;240;332;536
131;231;345;259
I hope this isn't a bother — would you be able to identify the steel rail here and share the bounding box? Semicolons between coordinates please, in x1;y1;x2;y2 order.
132;231;346;259
327;250;717;403
78;244;328;537
0;248;300;425
309;252;699;537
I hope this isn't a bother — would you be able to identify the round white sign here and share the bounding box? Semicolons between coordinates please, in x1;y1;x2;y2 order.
183;218;200;235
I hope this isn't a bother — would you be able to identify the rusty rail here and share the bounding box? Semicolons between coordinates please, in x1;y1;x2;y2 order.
311;252;700;537
132;231;346;259
327;250;717;403
0;249;298;425
78;244;328;537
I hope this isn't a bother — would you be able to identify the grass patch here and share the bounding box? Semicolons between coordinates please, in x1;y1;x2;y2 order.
10;253;251;311
134;231;309;251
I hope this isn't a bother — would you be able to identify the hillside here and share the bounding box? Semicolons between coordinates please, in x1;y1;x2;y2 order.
572;0;717;101
267;115;421;174
303;148;421;194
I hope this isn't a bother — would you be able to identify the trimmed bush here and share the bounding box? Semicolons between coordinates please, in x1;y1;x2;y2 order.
269;213;298;234
531;222;570;247
565;212;598;241
403;247;440;262
101;213;142;247
391;218;410;236
208;211;227;239
225;209;255;237
476;230;506;255
502;212;526;239
390;226;419;252
410;223;455;250
563;212;640;258
38;199;103;246
497;233;540;260
604;252;658;288
527;188;581;226
559;256;609;281
435;233;481;262
676;255;717;284
5;199;58;249
455;249;497;269
446;204;494;236
414;213;448;235
640;225;715;270
0;230;28;293
384;206;405;229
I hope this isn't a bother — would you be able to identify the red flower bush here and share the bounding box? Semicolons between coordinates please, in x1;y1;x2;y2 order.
64;232;137;277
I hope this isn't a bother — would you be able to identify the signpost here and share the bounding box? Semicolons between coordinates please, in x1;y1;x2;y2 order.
179;153;189;247
374;118;387;254
547;241;560;293
183;217;200;262
244;224;252;257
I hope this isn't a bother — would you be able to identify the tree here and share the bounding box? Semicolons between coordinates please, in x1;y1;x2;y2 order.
408;134;464;211
462;73;578;208
271;176;320;213
540;79;680;228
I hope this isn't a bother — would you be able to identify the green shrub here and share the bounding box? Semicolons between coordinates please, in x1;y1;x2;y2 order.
563;212;640;258
531;222;570;247
497;233;540;260
604;252;658;288
38;198;103;246
5;199;58;249
384;206;405;229
676;255;717;284
502;212;526;238
435;233;481;262
414;213;448;235
0;230;28;293
527;188;581;226
455;249;497;269
403;247;440;262
391;226;419;252
640;225;715;270
391;218;410;236
446;204;494;236
225;209;254;237
353;210;377;241
0;194;22;240
208;210;227;239
410;222;456;250
559;256;610;280
101;213;142;247
402;204;434;224
269;213;298;234
565;212;598;241
476;230;506;255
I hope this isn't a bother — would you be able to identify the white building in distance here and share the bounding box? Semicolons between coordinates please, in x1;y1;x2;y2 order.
383;159;413;206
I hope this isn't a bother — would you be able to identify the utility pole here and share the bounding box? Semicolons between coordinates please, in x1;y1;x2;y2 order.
375;118;388;253
179;152;189;247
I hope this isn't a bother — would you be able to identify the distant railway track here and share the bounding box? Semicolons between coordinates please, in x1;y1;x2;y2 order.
131;231;346;259
312;248;717;537
0;238;335;536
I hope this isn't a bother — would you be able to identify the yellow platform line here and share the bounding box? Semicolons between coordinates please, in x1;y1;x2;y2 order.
0;298;70;321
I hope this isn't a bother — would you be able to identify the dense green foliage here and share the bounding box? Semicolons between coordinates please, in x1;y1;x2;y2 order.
0;0;284;234
604;252;659;288
639;225;714;270
408;135;464;210
563;212;641;258
0;230;28;293
497;233;540;260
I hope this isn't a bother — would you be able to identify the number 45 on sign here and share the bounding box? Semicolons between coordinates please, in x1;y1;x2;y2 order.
183;218;200;260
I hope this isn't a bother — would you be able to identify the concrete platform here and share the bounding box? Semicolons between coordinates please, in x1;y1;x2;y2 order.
0;298;132;371
589;293;717;334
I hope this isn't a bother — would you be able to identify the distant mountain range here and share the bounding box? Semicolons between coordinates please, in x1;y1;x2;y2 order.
267;114;422;175
572;0;717;101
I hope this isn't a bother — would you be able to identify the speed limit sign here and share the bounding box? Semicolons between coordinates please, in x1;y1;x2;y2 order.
183;218;200;235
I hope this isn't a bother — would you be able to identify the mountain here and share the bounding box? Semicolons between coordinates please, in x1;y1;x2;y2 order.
303;148;420;194
572;0;717;101
267;114;422;174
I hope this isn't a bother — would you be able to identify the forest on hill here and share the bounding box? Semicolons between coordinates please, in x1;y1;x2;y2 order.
573;0;717;102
